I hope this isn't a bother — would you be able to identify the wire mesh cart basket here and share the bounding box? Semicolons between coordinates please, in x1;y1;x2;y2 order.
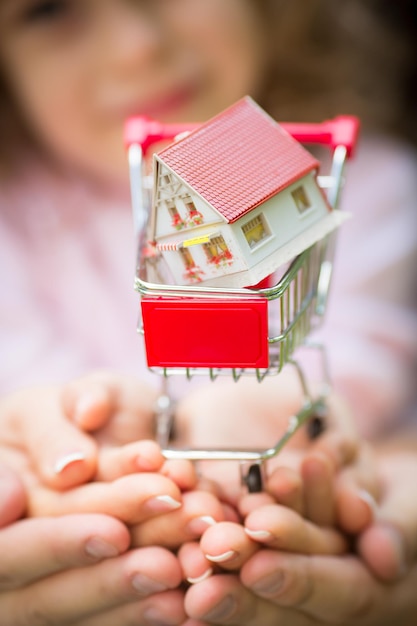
125;100;359;491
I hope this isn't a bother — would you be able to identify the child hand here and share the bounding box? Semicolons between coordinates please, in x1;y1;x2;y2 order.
0;380;199;532
62;370;198;490
179;503;347;585
0;374;169;489
176;373;378;530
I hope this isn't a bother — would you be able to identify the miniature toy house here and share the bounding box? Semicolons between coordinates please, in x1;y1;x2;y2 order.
150;97;347;289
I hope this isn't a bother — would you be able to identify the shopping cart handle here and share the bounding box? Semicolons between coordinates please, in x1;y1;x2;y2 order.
280;116;360;158
125;114;360;158
124;117;199;156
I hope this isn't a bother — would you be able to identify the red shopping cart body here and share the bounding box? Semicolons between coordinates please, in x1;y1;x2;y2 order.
141;297;269;368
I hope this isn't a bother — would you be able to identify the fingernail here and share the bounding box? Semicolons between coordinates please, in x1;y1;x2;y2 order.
186;515;217;535
54;452;86;474
205;549;237;563
74;391;103;423
203;595;236;621
244;528;273;540
85;537;120;559
358;489;378;519
144;494;182;513
383;526;409;576
252;571;285;596
132;573;168;595
142;607;174;625
187;567;213;584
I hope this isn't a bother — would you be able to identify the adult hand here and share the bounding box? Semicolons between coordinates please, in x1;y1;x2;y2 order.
356;448;417;581
0;467;185;626
0;464;26;527
0;510;187;625
182;555;417;626
181;446;417;626
0;432;187;625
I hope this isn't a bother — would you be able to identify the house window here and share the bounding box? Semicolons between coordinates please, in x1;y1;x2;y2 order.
184;195;204;226
203;235;227;260
179;247;195;269
166;201;178;218
291;185;311;214
241;214;270;249
183;195;196;212
167;201;185;230
203;235;233;267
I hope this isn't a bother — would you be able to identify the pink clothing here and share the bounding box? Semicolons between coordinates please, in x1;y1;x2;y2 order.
1;136;416;438
0;160;154;391
314;136;417;437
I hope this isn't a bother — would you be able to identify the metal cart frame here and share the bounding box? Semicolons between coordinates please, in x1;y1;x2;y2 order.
125;113;359;491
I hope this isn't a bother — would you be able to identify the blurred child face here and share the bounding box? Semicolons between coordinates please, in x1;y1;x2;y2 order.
0;0;267;185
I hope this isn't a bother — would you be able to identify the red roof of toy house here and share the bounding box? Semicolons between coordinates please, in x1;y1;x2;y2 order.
157;97;320;223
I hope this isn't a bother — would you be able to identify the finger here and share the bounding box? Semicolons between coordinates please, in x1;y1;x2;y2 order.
76;590;187;626
3;387;98;489
238;492;276;518
178;541;214;584
184;574;312;625
130;490;225;549
244;504;347;555
357;452;417;581
200;522;259;571
62;376;114;432
6;547;183;626
301;451;335;525
0;464;26;527
240;550;386;623
160;458;198;491
264;466;304;515
29;473;183;524
0;514;129;590
63;371;159;443
335;442;379;534
310;396;359;470
95;440;165;480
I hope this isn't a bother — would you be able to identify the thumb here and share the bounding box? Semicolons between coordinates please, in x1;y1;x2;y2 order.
13;386;98;490
61;372;115;432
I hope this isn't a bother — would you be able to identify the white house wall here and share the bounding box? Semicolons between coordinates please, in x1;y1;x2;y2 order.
152;167;332;286
153;164;223;240
161;227;247;285
231;173;329;271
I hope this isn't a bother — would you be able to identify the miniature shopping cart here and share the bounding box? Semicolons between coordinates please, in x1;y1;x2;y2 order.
124;99;359;491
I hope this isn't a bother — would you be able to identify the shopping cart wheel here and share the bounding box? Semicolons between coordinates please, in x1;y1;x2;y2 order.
307;409;327;439
244;463;263;493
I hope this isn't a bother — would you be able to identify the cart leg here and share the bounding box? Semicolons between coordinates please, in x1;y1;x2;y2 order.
154;379;176;448
240;461;265;493
307;403;328;439
288;351;330;440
